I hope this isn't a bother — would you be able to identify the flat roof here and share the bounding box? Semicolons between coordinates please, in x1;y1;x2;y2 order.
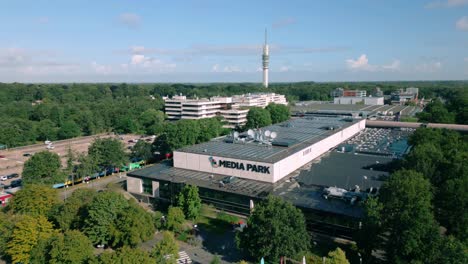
291;103;421;116
176;117;360;163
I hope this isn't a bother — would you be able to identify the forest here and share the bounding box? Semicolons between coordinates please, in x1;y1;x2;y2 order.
0;81;466;148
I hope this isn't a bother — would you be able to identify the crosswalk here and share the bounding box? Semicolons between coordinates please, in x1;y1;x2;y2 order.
177;251;192;264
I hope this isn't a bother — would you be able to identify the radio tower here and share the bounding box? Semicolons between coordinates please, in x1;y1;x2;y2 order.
262;28;269;88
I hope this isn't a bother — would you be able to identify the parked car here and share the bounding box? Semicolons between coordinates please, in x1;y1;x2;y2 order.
23;153;32;157
0;155;5;158
7;173;19;179
10;179;22;188
0;176;7;181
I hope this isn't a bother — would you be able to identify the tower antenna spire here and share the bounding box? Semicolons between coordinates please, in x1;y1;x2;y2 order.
265;28;267;45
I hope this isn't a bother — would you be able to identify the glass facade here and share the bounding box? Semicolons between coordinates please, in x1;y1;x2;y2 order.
142;178;153;195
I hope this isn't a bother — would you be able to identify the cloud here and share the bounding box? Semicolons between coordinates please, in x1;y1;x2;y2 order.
415;61;442;72
456;16;468;31
211;64;242;73
272;17;296;29
91;62;111;74
425;0;468;8
119;13;141;28
346;54;400;72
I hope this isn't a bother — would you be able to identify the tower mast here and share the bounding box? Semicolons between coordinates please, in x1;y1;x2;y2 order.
262;28;269;88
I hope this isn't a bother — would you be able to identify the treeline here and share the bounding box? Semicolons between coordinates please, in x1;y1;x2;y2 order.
356;128;468;263
0;186;186;264
417;88;467;124
1;82;467;147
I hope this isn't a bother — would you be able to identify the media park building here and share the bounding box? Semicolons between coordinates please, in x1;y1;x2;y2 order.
128;117;367;218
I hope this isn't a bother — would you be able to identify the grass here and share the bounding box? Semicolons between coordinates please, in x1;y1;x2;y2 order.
196;204;243;234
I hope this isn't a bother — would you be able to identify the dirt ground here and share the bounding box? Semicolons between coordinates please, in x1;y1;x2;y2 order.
0;133;148;186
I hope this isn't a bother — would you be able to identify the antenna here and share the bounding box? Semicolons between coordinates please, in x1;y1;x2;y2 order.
270;132;277;139
264;28;267;45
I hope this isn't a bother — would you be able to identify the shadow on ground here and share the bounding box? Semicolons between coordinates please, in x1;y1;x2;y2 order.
197;222;244;263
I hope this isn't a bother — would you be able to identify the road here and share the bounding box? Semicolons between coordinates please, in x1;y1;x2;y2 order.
59;173;128;200
0;133;144;186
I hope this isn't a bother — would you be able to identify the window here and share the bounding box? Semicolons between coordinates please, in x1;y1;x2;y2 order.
142;179;153;195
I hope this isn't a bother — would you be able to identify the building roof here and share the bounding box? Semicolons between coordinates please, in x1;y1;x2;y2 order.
291;103;421;116
175;117;360;163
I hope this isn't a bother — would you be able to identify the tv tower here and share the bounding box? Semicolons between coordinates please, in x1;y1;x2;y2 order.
262;28;269;88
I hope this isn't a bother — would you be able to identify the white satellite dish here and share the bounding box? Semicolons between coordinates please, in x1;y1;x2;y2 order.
270;132;277;139
264;130;271;137
247;129;254;137
233;131;239;139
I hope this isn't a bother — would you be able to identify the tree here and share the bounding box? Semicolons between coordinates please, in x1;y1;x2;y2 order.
138;109;165;135
112;201;155;248
35;119;58;141
177;185;202;220
0;212;16;261
75;153;99;182
45;230;94;264
88;138;128;168
245;107;272;129
10;184;60;217
236;196;310;262
379;170;441;263
210;255;222;264
435;236;468;264
166;206;185;233
326;248;350;264
82;191;129;246
151;231;179;264
131;140;154;162
266;103;290;124
355;197;383;262
57;120;82;139
22;151;64;185
54;188;97;231
98;246;154;264
6;215;56;264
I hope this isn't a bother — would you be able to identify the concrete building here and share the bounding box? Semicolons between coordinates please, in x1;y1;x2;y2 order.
343;90;367;97
334;96;384;105
391;88;418;105
163;93;287;126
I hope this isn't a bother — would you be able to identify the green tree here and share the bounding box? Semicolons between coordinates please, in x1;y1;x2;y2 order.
326;248;350;264
54;188;97;231
435;236;468;264
22;151;64;185
75;153;99;182
10;184;60;217
0;212;16;261
131;140;153;162
266;103;290;124
83;191;129;246
380;170;441;263
166;206;185;233
98;246;154;264
58;120;82;139
45;230;94;264
151;231;179;264
88;138;128;168
236;196;310;263
177;185;202;220
210;255;222;264
355;197;383;262
112;201;155;248
35;119;58;141
245;107;272;129
138;109;165;135
6;215;56;264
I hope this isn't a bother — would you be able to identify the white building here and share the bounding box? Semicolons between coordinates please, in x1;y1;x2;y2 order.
163;93;287;126
334;96;384;105
232;93;287;108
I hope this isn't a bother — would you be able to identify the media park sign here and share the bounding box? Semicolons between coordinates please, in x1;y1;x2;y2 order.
209;156;270;174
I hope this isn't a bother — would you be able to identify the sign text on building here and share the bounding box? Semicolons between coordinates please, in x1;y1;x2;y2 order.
209;156;270;174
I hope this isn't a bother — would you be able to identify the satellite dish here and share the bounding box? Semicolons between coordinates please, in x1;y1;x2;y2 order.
247;129;254;137
233;131;239;139
270;132;277;139
264;130;271;137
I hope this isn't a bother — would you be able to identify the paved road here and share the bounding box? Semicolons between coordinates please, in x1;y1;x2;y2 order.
59;173;127;200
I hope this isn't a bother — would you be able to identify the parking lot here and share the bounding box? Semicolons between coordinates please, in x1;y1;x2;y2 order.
0;133;148;187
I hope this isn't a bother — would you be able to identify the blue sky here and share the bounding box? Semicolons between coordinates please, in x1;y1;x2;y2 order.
0;0;467;82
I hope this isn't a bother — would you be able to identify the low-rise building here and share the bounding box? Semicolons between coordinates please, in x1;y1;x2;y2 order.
334;96;384;105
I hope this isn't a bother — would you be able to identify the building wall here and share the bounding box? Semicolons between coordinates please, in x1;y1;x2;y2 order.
173;119;366;183
273;119;366;182
127;177;143;194
173;152;275;182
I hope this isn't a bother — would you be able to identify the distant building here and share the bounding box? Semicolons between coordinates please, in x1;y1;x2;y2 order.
334;96;384;105
391;87;419;105
372;87;384;97
163;93;287;127
331;88;366;98
0;192;12;207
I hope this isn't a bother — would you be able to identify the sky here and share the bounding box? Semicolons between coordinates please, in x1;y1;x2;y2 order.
0;0;467;83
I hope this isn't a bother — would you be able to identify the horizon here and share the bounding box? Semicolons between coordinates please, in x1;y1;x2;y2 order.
1;0;468;83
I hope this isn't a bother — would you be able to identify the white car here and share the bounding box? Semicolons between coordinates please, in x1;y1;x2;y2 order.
44;140;52;145
46;144;55;150
0;176;7;181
